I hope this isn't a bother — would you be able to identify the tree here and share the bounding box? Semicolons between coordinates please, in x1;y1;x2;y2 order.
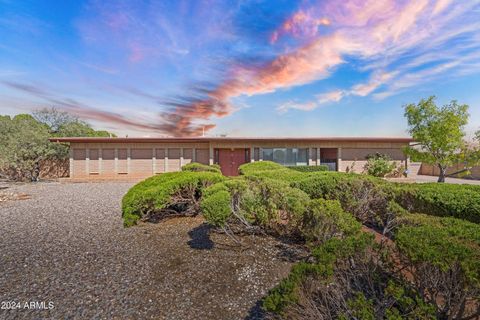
33;107;77;133
404;96;469;182
0;114;54;181
0;108;116;181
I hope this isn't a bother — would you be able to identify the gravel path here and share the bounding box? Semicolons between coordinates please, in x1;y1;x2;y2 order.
0;182;294;320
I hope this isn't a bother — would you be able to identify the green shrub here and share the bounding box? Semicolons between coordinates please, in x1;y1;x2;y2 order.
246;177;310;230
181;162;221;173
122;171;225;227
264;233;437;319
395;183;480;223
287;165;329;172
201;189;231;227
293;172;396;231
244;168;306;183
395;214;480;317
201;179;250;227
263;233;374;314
238;161;284;175
363;152;397;177
201;176;310;235
262;261;325;314
300;199;361;245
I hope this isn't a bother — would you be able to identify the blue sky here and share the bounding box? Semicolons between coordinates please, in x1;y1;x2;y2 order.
1;0;479;138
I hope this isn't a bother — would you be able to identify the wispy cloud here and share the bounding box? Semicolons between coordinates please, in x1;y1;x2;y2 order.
271;0;480;113
277;71;396;114
1;0;480;135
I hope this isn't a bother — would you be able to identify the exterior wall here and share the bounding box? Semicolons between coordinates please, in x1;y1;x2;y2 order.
419;163;480;179
66;140;410;179
340;147;407;173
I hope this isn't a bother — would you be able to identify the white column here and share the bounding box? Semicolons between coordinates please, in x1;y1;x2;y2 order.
127;148;131;174
114;148;118;174
259;148;263;161
209;145;214;165
164;148;168;172
308;148;313;166
337;147;342;172
98;148;103;174
85;148;90;175
180;148;184;168
152;148;156;174
250;147;254;163
317;148;321;166
192;148;196;162
69;148;74;178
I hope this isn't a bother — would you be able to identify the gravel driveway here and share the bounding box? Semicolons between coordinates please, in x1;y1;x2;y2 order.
0;182;293;320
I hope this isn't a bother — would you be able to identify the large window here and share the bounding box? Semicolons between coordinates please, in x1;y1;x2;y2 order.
261;148;308;166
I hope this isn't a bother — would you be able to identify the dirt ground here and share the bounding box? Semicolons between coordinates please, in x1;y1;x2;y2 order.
0;182;297;320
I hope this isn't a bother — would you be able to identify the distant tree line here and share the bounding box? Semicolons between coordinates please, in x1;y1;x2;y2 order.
0;107;115;181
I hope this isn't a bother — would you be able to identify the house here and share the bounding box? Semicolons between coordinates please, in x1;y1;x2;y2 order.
48;137;414;178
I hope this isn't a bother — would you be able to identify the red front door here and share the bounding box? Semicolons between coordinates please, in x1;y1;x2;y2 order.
218;149;248;176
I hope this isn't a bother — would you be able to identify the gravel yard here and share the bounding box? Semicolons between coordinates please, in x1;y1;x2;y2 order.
0;182;294;320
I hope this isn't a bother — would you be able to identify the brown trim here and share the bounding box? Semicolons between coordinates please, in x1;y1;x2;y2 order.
49;136;414;144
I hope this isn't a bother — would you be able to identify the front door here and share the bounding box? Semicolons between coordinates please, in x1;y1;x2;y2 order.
218;149;248;176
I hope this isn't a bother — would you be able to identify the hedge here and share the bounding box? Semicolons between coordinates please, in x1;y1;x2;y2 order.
181;162;221;173
263;233;375;314
396;213;480;283
264;230;438;318
238;161;283;175
294;172;480;224
287;165;329;172
394;213;480;317
201;177;310;235
394;183;480;223
121;171;225;227
300;199;361;245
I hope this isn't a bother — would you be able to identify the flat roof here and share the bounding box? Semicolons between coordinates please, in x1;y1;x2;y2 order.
49;136;414;143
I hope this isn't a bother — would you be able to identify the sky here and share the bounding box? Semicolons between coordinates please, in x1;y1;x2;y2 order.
1;0;480;138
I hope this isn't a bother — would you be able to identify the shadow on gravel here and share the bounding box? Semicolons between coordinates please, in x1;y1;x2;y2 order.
187;223;214;250
244;300;269;320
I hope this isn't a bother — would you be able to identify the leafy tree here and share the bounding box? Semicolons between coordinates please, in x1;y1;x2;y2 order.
0;108;115;181
404;96;469;182
0;115;54;181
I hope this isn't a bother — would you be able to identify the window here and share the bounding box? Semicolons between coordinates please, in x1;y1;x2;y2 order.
261;148;308;166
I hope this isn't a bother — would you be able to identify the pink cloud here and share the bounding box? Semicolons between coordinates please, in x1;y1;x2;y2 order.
270;10;330;43
71;0;477;134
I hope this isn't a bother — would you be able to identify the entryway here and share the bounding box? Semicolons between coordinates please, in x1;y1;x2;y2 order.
216;149;249;176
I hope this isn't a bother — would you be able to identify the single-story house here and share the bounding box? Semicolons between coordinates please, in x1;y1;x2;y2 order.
48;137;415;178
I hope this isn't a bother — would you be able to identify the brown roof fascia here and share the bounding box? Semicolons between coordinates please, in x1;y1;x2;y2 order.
49;136;414;144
